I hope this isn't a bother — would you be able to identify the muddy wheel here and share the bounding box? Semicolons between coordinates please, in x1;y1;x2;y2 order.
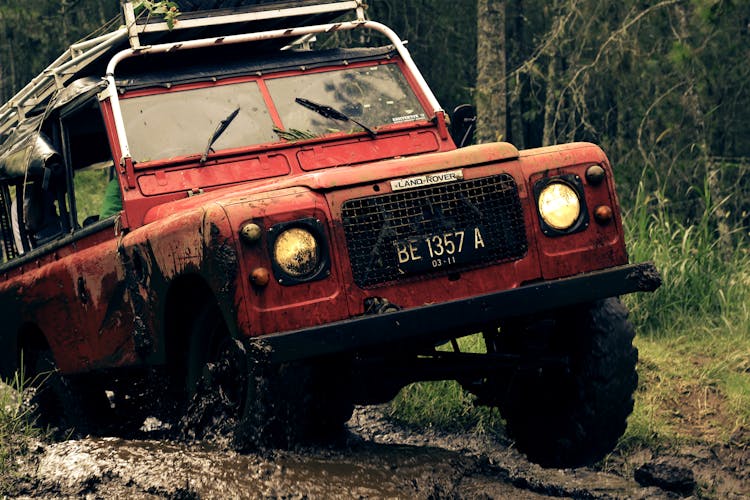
182;303;352;447
481;298;637;468
26;350;112;439
236;358;354;449
181;303;248;440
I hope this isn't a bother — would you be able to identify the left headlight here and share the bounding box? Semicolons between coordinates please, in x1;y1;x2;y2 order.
537;182;581;230
273;227;320;277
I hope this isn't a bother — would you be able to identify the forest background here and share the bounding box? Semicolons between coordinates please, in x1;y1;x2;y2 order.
2;0;750;207
1;0;749;470
2;1;749;245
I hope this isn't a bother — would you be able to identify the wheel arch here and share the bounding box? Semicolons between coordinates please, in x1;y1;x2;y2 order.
162;273;234;382
16;322;51;383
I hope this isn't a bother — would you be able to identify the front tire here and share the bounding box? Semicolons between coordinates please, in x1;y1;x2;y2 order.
180;303;248;440
235;358;354;449
26;350;112;439
181;303;353;447
482;298;638;468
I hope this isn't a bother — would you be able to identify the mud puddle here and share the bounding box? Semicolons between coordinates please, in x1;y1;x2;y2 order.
5;406;749;499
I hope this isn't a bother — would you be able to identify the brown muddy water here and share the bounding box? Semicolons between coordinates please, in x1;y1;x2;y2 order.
8;404;748;499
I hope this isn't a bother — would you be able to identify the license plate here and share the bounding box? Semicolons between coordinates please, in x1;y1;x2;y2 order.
393;226;489;274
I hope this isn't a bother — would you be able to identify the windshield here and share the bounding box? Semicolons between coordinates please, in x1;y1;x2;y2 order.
119;62;428;164
267;64;426;136
120;81;277;163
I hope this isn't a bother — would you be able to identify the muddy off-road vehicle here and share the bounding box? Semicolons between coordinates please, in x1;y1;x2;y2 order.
0;1;659;467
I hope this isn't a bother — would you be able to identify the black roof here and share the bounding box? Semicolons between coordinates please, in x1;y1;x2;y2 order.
72;0;362;90
115;46;397;90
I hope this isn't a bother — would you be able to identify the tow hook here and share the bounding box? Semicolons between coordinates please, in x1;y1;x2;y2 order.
364;297;401;314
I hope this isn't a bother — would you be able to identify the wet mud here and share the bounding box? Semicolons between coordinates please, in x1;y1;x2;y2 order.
5;406;748;499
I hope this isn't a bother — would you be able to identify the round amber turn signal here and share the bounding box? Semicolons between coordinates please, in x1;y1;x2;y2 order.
594;205;613;224
250;267;270;287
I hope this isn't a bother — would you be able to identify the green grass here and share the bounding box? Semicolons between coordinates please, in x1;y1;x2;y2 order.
623;178;750;337
387;335;505;435
0;371;39;480
388;173;750;454
620;178;750;449
73;167;109;225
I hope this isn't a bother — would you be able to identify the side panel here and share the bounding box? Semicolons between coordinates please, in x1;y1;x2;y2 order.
221;187;349;338
0;225;136;376
519;144;628;279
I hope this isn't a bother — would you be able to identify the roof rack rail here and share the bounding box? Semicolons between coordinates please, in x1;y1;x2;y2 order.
0;0;364;139
0;28;128;138
124;1;364;48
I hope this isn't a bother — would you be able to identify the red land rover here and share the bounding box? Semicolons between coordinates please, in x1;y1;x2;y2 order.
0;1;659;468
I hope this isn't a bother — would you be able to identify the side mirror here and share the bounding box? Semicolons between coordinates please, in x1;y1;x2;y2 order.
451;104;476;148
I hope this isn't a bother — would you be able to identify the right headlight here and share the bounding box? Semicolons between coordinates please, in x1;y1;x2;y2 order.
273;227;320;278
537;182;581;230
268;218;331;285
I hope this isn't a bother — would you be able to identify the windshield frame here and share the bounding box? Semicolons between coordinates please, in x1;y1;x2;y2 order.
104;20;444;173
117;58;434;169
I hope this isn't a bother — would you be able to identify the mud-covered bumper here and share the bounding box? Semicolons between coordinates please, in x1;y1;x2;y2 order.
253;262;661;363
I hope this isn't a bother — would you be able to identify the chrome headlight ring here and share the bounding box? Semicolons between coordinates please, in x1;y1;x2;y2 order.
533;175;589;236
267;218;331;285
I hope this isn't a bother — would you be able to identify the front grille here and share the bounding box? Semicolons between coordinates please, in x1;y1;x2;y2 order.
341;173;527;288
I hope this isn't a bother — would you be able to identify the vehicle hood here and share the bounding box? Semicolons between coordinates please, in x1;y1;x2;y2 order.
142;142;519;223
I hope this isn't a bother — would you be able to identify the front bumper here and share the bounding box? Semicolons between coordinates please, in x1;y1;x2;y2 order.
251;262;661;363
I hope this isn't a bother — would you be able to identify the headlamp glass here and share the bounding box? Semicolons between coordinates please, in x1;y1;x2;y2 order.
273;227;320;277
538;182;581;230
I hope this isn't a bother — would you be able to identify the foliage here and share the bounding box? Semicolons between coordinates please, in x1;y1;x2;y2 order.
0;1;122;105
74;168;109;224
0;373;40;482
273;127;319;142
387;334;505;436
499;0;750;217
619;173;750;448
132;1;180;29
623;175;750;335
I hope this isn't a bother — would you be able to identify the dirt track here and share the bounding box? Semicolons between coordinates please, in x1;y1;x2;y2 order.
4;405;748;499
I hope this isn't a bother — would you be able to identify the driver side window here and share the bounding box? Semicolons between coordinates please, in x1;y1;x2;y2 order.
0;133;69;260
61;98;120;228
0;94;120;263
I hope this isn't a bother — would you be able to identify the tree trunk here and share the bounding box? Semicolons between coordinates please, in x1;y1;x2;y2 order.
542;54;557;146
1;9;18;104
60;0;69;44
509;76;525;149
476;0;506;143
0;10;5;103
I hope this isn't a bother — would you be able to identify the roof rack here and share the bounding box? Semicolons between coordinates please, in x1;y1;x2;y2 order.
0;28;127;138
0;0;363;139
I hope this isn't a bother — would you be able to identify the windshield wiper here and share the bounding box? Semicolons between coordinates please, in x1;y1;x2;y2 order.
200;107;240;164
295;97;377;138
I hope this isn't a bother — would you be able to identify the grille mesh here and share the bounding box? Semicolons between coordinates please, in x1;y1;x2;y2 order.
341;173;527;288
